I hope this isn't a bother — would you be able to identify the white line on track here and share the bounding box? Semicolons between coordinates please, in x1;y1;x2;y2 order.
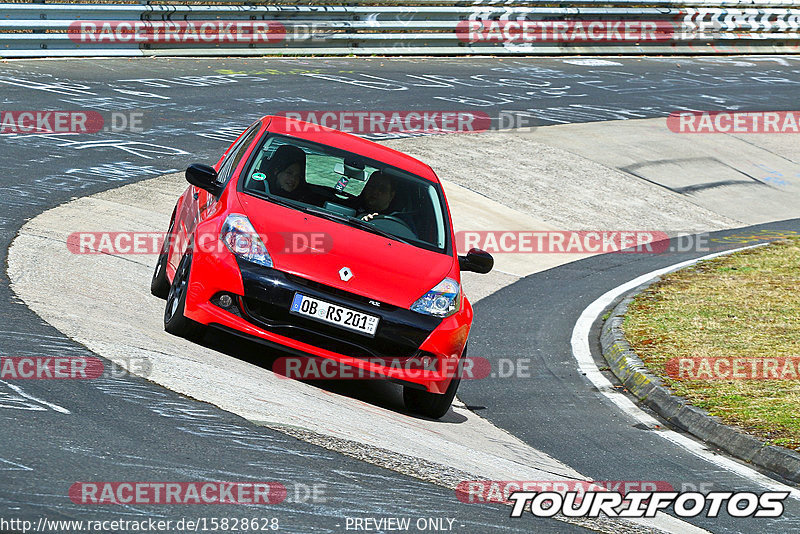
0;380;71;414
570;245;800;501
0;457;33;471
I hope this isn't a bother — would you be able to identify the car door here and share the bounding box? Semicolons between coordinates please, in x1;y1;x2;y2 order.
169;121;263;273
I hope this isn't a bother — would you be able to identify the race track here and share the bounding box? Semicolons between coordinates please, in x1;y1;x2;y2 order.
2;56;800;533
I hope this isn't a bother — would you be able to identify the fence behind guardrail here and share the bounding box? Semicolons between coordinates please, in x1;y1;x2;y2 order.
1;1;798;57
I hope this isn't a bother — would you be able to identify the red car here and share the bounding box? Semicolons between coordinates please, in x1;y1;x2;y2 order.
151;116;493;418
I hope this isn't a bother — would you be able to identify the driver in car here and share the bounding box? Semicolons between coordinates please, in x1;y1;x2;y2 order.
357;171;418;236
358;171;396;221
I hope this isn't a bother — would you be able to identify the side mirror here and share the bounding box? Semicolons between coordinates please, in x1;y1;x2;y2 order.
458;248;494;274
186;163;222;197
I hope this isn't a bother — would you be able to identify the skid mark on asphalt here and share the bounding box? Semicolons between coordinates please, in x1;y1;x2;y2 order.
0;380;70;413
0;457;32;471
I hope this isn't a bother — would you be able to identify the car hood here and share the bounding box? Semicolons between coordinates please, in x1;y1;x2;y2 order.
238;194;455;309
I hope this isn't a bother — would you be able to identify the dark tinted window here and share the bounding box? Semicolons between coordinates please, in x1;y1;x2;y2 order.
217;122;261;186
241;134;449;254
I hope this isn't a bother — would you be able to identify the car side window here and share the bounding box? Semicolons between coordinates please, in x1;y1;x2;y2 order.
216;123;261;187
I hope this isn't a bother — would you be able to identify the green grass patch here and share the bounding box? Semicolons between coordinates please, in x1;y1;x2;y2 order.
624;238;800;449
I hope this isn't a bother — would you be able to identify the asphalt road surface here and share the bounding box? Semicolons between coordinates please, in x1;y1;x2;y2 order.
1;56;800;533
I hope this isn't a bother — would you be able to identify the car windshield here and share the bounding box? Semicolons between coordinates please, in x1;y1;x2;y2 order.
240;134;449;253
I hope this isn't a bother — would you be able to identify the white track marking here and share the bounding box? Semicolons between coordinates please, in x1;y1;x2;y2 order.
0;380;71;414
0;457;33;471
571;245;800;500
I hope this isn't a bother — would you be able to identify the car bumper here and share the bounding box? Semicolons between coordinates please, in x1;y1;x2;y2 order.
183;251;471;394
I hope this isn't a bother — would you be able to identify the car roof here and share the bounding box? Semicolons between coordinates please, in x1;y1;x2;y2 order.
262;115;440;183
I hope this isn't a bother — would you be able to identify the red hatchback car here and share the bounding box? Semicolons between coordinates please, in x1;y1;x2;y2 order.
151;116;493;418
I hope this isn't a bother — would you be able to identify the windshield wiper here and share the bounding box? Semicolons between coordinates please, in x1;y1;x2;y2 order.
303;206;412;245
345;216;413;246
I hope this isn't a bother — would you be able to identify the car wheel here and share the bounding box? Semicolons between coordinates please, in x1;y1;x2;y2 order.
151;214;175;299
150;249;171;299
164;253;206;340
403;373;461;419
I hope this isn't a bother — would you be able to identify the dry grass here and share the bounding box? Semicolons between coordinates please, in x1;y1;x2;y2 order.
624;238;800;449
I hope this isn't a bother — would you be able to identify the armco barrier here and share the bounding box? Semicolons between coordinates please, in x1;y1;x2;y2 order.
0;1;798;57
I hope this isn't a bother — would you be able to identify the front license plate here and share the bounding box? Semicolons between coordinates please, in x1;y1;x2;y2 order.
290;293;380;336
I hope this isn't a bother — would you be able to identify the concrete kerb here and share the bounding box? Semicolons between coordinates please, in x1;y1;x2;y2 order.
600;279;800;484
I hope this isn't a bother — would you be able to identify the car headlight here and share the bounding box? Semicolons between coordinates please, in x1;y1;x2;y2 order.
220;214;273;268
410;277;460;317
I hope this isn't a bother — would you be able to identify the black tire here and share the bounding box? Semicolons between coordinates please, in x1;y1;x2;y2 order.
164;254;206;340
150;249;170;299
151;213;175;299
403;374;461;419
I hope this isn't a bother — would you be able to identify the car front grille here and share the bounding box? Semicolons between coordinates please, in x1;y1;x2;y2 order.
236;260;441;362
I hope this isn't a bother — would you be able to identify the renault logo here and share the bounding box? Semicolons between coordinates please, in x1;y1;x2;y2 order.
339;267;353;282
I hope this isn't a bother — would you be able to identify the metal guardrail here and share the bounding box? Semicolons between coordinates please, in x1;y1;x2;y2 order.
1;2;798;57
3;1;799;5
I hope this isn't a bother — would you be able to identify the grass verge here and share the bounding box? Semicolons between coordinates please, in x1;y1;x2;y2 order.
624;238;800;449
